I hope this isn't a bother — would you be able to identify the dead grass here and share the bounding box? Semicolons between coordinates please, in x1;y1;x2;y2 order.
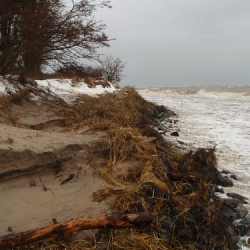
0;94;12;112
84;90;236;249
62;86;154;131
0;94;21;125
105;229;170;250
58;87;236;249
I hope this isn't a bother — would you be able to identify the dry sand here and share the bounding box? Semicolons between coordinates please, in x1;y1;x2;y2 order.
0;99;111;236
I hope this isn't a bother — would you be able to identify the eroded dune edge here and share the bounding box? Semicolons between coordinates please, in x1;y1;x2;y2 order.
0;77;248;249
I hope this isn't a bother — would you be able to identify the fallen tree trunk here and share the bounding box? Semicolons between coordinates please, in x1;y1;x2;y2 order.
0;212;153;249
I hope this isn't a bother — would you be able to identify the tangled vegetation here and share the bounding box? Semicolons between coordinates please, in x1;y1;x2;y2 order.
1;84;239;249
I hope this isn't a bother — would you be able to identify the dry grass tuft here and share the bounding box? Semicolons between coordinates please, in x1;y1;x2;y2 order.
0;94;21;125
0;94;12;112
63;86;154;131
106;229;170;250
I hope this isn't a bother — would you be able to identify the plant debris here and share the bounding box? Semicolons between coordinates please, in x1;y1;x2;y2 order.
1;81;246;249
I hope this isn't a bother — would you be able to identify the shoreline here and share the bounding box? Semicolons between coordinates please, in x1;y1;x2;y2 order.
137;85;250;97
0;77;249;249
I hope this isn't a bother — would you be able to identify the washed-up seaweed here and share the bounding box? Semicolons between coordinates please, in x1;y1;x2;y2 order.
84;87;243;249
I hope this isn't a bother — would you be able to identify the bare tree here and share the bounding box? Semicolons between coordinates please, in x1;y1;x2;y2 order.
20;0;63;75
0;0;112;75
46;0;112;72
99;55;126;82
0;0;23;74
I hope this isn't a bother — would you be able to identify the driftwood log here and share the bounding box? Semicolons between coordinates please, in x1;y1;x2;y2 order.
0;212;153;249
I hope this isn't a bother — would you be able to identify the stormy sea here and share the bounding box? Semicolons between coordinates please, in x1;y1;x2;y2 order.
138;85;250;213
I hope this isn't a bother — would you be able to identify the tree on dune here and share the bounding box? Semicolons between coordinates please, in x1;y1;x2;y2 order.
0;0;112;76
100;55;126;83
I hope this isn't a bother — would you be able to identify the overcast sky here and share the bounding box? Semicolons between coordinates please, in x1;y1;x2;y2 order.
94;0;250;87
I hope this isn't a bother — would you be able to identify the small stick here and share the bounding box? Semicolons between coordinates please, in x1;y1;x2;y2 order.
38;176;54;194
61;174;75;185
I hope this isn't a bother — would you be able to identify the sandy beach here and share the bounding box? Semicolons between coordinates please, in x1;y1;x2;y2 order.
0;97;112;236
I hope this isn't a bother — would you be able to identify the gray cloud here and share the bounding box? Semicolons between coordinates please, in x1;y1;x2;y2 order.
95;0;250;87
